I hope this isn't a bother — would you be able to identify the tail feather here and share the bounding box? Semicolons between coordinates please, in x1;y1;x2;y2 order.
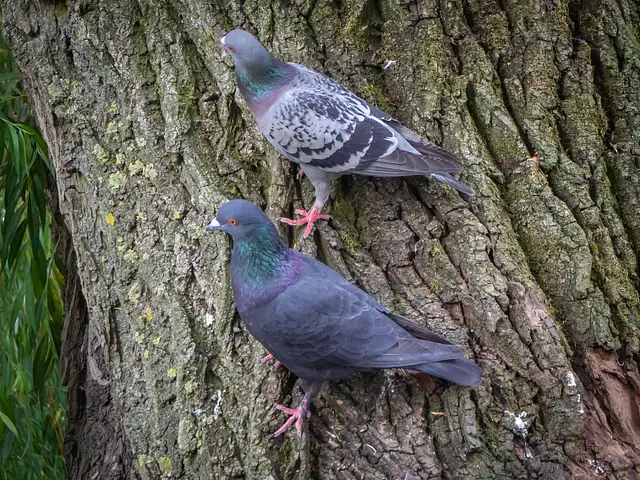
431;173;476;197
415;357;483;387
367;109;476;197
357;147;462;177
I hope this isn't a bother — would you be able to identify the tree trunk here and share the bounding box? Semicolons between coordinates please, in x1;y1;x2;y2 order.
3;0;639;478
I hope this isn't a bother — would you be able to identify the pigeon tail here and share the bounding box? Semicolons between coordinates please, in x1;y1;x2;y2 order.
431;173;476;197
415;357;483;387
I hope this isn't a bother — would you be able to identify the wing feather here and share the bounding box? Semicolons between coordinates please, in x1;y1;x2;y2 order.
261;65;469;182
260;277;466;375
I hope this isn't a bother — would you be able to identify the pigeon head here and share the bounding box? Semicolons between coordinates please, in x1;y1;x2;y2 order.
206;199;279;241
207;200;296;291
217;29;274;70
217;29;293;103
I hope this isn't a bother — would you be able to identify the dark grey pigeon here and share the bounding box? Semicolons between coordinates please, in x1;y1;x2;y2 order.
206;200;482;436
218;29;475;238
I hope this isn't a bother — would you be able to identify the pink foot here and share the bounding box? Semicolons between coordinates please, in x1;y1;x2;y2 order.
273;401;312;437
260;353;282;369
297;169;305;180
279;206;331;238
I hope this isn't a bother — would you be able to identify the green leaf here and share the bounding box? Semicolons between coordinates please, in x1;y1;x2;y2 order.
0;72;18;82
32;338;50;402
7;219;28;267
0;28;66;480
14;123;35;135
31;172;47;226
0;426;15;466
5;122;21;168
2;202;26;265
0;411;19;438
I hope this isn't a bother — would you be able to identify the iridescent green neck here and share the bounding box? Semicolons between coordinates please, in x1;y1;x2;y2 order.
236;61;292;103
231;225;293;287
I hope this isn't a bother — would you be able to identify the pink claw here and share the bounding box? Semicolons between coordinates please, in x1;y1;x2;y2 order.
273;401;312;437
260;353;282;369
279;206;331;238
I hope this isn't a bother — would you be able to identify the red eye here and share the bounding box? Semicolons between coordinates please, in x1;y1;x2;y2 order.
228;46;235;52
228;218;237;225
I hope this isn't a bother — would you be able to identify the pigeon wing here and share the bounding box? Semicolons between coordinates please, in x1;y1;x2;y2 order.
293;250;454;345
262;66;466;178
261;277;465;373
264;86;398;173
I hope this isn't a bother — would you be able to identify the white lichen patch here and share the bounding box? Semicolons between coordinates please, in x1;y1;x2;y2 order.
213;390;222;421
117;236;126;251
504;410;533;458
106;121;118;135
566;371;577;388
115;152;126;165
192;408;204;418
128;283;141;306
143;163;158;180
184;381;198;395
204;313;215;327
383;59;397;70
129;159;145;175
123;248;139;264
588;459;605;476
504;410;530;436
108;171;127;190
93;143;109;164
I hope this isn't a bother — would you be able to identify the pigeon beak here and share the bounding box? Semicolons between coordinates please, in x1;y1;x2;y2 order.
206;218;222;231
217;36;229;59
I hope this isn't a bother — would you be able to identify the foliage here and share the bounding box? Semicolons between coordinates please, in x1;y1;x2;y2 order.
0;30;66;480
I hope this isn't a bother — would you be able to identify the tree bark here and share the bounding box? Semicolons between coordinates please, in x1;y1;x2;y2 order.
3;0;640;478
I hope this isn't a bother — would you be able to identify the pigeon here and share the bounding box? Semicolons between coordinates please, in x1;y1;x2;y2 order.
217;29;475;238
206;199;482;436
